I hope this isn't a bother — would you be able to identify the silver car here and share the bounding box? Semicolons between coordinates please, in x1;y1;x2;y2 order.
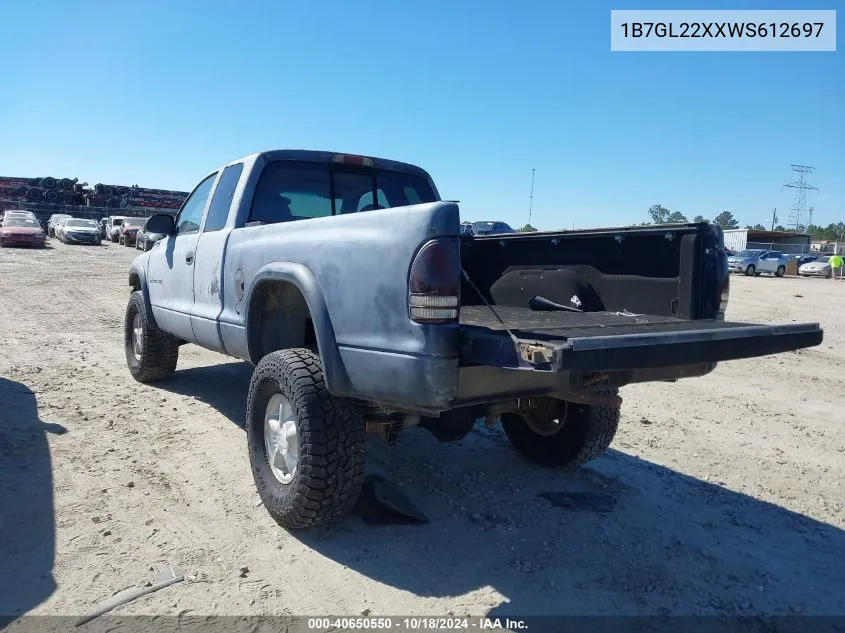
727;249;787;277
799;256;832;279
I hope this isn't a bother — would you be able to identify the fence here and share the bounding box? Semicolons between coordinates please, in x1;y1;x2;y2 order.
2;200;176;226
745;241;813;255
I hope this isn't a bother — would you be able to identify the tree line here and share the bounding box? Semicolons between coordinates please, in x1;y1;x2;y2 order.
647;204;739;229
646;204;844;240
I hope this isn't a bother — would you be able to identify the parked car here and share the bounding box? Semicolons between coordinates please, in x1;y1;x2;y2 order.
135;221;165;251
123;149;823;531
118;217;145;247
47;214;73;237
471;220;515;235
105;216;126;242
60;218;102;245
0;214;47;248
727;249;787;277
799;255;833;279
53;217;72;241
797;254;818;268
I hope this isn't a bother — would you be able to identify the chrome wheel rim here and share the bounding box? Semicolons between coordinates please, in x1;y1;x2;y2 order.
131;313;143;360
264;394;299;485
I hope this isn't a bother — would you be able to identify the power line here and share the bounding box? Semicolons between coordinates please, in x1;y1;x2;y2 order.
782;164;818;231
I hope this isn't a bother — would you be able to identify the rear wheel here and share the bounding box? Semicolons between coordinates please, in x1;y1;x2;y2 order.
745;264;756;276
776;265;785;277
124;291;179;382
501;392;620;467
246;349;365;530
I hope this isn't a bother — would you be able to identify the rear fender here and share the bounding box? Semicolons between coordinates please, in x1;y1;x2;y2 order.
244;262;349;395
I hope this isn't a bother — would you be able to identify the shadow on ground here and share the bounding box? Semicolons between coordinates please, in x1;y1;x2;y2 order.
158;363;845;617
162;361;253;428
0;377;63;618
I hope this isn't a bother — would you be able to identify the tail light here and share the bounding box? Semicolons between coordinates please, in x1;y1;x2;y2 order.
408;238;460;324
718;275;730;320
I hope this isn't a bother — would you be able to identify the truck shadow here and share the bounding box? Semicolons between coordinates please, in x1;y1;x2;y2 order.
296;431;845;617
0;378;62;619
157;363;845;616
162;361;253;428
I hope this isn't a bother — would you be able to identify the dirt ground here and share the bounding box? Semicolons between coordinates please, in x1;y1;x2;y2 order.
1;239;844;620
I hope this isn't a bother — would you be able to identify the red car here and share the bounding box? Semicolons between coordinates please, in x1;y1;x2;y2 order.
118;217;145;247
0;215;47;248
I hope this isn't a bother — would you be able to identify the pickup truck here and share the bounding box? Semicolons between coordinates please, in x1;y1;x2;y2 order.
124;150;824;530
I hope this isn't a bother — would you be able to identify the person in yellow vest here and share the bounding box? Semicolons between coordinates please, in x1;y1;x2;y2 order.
830;253;844;280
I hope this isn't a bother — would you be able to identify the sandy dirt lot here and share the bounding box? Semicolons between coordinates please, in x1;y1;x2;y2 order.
1;239;844;620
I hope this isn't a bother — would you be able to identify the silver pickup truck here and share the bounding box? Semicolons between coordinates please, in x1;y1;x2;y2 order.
125;150;823;530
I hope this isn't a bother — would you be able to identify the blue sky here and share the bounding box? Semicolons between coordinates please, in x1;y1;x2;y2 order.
0;0;841;230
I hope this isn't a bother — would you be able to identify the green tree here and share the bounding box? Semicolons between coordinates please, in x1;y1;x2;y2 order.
775;225;786;232
666;210;688;223
648;204;671;224
752;224;766;230
692;215;707;223
713;211;739;230
518;223;538;232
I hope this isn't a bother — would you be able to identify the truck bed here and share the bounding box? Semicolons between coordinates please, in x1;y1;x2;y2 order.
459;305;823;372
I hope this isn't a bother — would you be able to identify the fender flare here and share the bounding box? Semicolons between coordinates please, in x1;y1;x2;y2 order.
127;264;158;330
244;262;350;396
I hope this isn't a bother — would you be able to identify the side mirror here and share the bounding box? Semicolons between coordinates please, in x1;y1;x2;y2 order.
144;213;175;236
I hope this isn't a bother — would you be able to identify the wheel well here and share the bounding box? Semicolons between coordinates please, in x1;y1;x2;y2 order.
129;272;141;292
248;280;317;363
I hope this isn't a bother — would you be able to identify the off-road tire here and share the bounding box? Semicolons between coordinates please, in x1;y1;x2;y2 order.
776;265;785;277
124;290;179;382
745;264;756;276
502;391;620;468
246;349;365;530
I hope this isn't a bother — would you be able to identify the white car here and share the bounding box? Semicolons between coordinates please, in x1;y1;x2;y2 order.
60;218;102;245
47;213;73;237
799;256;833;279
105;216;126;242
54;217;72;241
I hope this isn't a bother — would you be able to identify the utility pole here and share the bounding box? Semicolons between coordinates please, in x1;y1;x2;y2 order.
771;208;778;231
528;168;535;226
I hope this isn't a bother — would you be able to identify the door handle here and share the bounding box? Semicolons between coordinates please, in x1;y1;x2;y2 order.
185;252;194;265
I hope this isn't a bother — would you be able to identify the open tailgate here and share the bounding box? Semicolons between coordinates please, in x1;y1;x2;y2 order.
459;306;823;372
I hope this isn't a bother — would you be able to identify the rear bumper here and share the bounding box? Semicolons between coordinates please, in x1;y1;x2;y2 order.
0;236;46;247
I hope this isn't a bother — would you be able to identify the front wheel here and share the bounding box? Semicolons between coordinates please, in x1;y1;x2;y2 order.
745;264;756;276
501;391;620;467
776;265;785;277
246;348;365;530
124;291;179;382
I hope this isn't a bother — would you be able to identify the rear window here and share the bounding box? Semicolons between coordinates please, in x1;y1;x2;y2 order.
248;160;436;225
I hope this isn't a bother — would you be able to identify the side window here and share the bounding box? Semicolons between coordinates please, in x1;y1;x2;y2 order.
176;173;217;235
203;163;243;232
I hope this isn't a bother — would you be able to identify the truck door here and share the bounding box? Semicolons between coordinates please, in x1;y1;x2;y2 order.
190;162;244;353
146;172;218;342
